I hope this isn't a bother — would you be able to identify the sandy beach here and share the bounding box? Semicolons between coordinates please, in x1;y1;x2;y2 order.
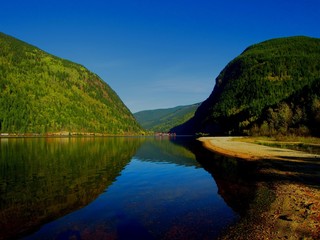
199;136;320;161
199;137;320;239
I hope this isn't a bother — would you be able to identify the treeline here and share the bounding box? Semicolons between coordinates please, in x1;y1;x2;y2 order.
250;79;320;137
0;33;143;135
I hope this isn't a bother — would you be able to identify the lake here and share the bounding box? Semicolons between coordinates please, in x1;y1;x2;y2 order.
0;136;257;239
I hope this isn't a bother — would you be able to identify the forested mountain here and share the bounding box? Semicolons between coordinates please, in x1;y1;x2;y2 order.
171;36;320;136
0;32;143;135
134;103;200;132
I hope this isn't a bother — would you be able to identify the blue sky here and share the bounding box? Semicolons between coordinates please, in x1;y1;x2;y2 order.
1;0;320;113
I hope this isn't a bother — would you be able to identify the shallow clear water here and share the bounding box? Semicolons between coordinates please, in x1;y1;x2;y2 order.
0;137;244;239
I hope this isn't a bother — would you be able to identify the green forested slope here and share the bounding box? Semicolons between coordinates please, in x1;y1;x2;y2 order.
134;103;200;132
0;33;143;135
172;36;320;136
252;78;320;136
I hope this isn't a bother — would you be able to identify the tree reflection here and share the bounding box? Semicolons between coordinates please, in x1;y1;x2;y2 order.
171;138;259;216
0;137;144;239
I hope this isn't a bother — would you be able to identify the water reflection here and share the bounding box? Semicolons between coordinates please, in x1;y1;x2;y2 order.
172;138;259;216
135;137;201;167
0;136;259;240
0;137;144;239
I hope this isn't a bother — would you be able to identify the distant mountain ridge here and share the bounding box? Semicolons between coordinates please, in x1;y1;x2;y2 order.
172;36;320;136
0;32;143;135
134;103;200;132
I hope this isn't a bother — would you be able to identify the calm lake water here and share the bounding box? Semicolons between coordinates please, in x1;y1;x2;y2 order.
0;137;257;240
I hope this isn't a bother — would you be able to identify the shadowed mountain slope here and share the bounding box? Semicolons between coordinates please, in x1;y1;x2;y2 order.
172;36;320;136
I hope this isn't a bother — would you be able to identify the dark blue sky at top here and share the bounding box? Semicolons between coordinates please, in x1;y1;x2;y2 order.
1;0;320;112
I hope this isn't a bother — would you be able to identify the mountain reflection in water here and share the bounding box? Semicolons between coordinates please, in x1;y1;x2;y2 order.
175;138;260;216
0;137;143;239
0;137;259;239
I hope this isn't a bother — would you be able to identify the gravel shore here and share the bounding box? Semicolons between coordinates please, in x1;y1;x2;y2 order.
199;137;320;240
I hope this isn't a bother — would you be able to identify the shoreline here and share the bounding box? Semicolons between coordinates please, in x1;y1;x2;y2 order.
198;137;320;239
198;136;320;161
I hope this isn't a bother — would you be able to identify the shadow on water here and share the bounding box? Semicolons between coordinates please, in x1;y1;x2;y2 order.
172;137;320;219
182;138;320;239
170;137;261;216
0;137;145;240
